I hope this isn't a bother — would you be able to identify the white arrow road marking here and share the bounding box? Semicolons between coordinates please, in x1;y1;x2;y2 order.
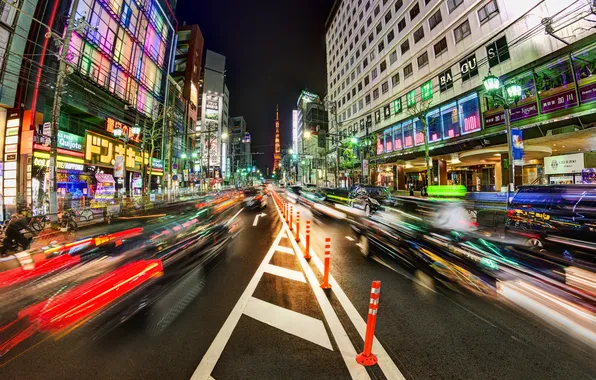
345;236;355;241
264;263;306;283
243;297;332;350
252;212;267;226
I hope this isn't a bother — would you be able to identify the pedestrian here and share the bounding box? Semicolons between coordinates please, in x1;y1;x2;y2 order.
1;214;35;255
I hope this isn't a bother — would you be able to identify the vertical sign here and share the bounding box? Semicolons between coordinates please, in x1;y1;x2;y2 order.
511;129;524;164
421;80;433;101
292;110;298;153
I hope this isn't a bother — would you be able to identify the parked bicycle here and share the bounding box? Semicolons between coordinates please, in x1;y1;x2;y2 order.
60;210;78;232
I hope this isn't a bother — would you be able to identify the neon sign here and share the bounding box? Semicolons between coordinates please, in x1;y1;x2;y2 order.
105;118;140;142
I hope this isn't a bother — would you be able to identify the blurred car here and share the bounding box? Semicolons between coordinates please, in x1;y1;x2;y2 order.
243;187;267;210
505;185;596;253
348;185;393;215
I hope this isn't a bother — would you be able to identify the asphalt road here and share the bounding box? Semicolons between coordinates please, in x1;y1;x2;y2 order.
1;193;595;380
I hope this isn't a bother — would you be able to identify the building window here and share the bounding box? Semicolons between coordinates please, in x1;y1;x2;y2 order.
358;82;363;91
362;41;367;51
454;19;471;43
353;104;357;114
364;75;370;85
428;9;442;30
395;0;403;12
433;37;448;57
391;73;400;86
367;17;372;26
460;54;478;82
369;33;374;43
409;3;420;21
400;39;410;55
376;23;382;34
389;50;397;64
378;41;385;53
359;11;364;20
385;11;392;23
486;36;510;67
404;63;413;78
352;87;356;96
417;51;429;68
366;94;371;104
371;67;378;79
363;57;369;68
380;60;387;72
361;26;365;36
413;26;424;43
374;5;380;17
425;0;432;5
382;81;389;94
478;0;499;24
387;30;395;43
398;18;406;32
356;50;361;58
447;0;463;12
365;1;370;11
373;88;379;99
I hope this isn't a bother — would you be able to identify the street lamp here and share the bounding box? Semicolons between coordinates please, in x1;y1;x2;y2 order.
350;136;358;144
221;132;229;140
191;152;198;158
113;127;123;138
288;149;293;154
181;153;187;159
131;124;141;136
303;130;311;139
483;71;521;192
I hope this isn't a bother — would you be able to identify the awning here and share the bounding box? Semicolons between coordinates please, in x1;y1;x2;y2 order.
95;173;115;183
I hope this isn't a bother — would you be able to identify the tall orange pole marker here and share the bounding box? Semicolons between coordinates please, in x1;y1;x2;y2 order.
295;211;300;242
356;280;381;366
320;237;332;289
304;220;311;260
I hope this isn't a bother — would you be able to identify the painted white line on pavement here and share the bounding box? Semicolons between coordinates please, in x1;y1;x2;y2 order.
190;228;285;380
243;296;332;350
264;263;306;283
274;245;295;255
345;236;355;241
302;236;406;380
274;194;406;380
285;227;370;380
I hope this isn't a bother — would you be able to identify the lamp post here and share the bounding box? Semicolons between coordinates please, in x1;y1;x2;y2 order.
483;72;521;192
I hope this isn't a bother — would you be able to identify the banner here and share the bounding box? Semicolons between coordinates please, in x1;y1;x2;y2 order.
114;155;125;178
511;129;524;164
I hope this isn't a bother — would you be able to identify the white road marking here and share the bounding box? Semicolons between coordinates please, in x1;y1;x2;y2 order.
274;197;405;380
190;229;285;380
345;236;355;241
243;297;332;350
274;245;295;255
264;263;306;283
252;212;267;226
285;230;371;380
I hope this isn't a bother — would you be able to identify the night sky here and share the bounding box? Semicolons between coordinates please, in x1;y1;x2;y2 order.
175;0;335;173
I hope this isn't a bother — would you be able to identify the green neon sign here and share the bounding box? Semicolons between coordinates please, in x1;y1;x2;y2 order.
393;98;402;114
421;80;433;101
406;90;416;108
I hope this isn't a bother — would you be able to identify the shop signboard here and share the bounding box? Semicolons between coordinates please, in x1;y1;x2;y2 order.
544;153;584;175
57;161;84;171
579;82;596;104
376;135;383;155
42;122;51;137
105;117;140;142
438;69;453;92
85;132;143;171
151;159;163;169
183;169;189;181
484;102;539;127
510;102;539;122
57;131;84;151
540;88;578;114
363;159;369;176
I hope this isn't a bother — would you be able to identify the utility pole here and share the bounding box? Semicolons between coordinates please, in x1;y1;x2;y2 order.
49;0;86;220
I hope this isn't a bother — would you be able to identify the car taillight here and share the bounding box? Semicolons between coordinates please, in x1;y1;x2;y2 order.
507;210;515;218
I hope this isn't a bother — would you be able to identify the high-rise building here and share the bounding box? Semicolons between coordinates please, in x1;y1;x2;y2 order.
274;105;281;170
0;0;177;216
229;116;252;184
201;50;227;183
296;90;323;184
172;23;205;180
326;0;596;190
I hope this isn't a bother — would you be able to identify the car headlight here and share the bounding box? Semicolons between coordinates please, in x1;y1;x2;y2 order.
370;198;380;206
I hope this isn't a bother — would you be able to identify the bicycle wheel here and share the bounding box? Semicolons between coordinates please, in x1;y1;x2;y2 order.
31;219;43;232
68;221;78;232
